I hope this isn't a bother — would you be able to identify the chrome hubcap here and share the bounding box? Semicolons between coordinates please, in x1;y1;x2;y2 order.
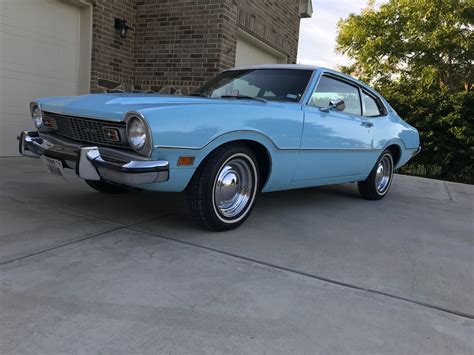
375;154;393;193
214;156;255;219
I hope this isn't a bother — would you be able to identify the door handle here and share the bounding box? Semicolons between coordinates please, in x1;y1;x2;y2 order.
361;121;374;128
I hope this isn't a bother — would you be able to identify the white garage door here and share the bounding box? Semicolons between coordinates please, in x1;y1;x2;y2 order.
235;31;286;67
0;0;84;156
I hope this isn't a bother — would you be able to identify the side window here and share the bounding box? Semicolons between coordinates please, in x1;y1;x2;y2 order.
363;92;382;117
309;76;362;115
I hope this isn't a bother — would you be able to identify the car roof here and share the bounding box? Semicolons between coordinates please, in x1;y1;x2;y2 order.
226;65;363;84
227;64;319;71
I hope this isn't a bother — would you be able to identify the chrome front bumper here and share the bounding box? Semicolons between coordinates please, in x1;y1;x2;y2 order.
18;131;169;185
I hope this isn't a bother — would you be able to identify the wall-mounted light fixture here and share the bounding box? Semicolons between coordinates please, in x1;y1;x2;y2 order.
114;17;129;38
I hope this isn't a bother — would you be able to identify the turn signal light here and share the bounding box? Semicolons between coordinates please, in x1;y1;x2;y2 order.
103;127;121;142
177;156;195;166
42;117;55;128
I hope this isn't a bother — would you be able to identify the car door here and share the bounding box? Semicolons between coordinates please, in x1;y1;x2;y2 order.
294;73;374;181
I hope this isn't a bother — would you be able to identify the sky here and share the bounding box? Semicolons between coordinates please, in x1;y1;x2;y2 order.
297;0;382;69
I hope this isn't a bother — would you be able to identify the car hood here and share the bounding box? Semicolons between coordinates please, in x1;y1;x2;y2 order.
37;93;234;121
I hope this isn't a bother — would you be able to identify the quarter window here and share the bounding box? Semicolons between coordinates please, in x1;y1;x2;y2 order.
309;76;362;115
363;92;382;116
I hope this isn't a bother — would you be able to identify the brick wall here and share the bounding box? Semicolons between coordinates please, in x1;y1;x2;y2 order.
133;0;238;95
90;0;302;94
90;0;137;93
235;0;301;63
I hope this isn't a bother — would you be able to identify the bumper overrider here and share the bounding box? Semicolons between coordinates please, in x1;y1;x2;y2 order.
18;131;169;185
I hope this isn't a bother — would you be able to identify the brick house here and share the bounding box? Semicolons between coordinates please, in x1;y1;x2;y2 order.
0;0;312;156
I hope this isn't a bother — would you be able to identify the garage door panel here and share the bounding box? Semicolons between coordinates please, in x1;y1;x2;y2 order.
0;115;33;156
0;35;80;82
0;0;81;44
236;39;277;66
0;73;77;109
0;109;37;157
0;21;80;82
235;33;286;67
0;112;32;129
0;0;83;156
0;15;80;46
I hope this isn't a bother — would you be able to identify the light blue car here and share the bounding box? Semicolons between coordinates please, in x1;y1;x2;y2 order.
19;64;420;230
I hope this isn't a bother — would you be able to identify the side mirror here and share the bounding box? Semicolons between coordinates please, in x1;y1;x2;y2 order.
320;99;345;113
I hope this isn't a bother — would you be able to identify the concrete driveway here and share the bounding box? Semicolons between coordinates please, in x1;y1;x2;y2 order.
1;157;473;354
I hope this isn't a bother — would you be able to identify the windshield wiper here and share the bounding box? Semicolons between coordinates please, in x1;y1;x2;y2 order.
220;95;267;103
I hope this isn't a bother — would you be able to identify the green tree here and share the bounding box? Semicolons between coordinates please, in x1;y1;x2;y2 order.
337;0;473;183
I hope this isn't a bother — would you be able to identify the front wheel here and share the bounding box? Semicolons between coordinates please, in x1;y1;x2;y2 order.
358;150;394;200
186;145;259;231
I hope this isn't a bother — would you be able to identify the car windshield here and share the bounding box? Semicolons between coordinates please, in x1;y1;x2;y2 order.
192;69;313;103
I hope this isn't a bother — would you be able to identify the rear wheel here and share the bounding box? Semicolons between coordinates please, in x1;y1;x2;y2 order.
85;180;132;194
358;150;394;200
186;144;259;231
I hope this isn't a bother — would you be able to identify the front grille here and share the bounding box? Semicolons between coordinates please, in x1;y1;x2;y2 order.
43;112;131;149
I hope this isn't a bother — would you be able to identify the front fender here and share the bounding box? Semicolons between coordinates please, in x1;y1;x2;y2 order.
157;130;276;167
133;102;303;192
138;101;304;152
136;130;299;193
147;131;276;191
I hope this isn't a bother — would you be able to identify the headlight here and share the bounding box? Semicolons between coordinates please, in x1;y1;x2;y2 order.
126;114;151;155
127;117;146;150
30;103;43;129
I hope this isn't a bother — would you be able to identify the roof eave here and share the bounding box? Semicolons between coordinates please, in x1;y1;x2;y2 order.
299;0;313;18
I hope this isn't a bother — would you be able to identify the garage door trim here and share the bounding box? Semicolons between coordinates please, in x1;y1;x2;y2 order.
64;0;93;94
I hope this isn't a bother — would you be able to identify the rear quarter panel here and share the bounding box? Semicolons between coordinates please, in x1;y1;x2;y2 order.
371;98;420;168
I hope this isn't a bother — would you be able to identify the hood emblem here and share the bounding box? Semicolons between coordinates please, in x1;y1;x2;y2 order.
83;127;98;135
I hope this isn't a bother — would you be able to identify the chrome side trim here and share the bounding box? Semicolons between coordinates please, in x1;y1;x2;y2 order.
299;147;379;151
153;129;381;151
153;130;282;150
